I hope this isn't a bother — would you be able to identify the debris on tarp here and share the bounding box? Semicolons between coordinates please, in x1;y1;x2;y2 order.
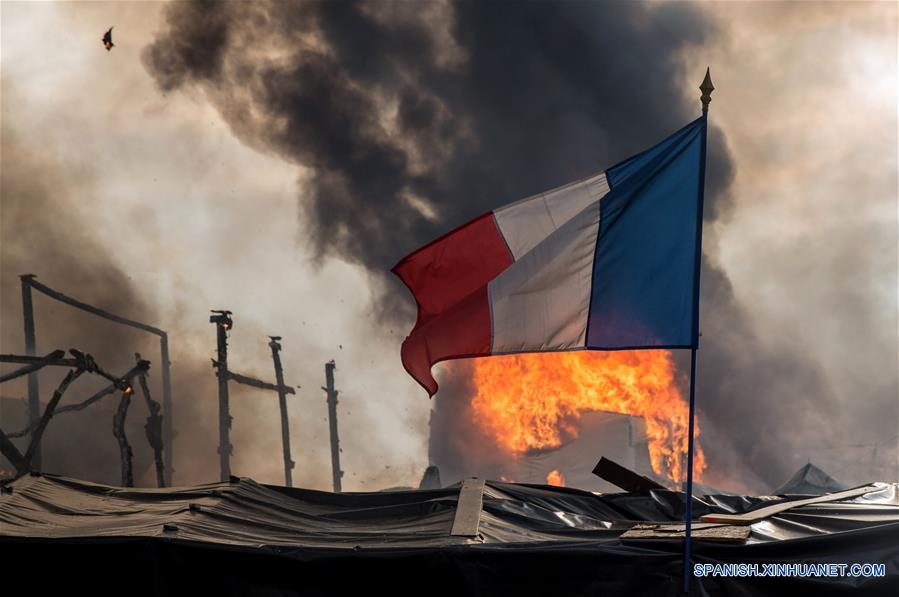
592;455;666;492
622;522;750;543
700;484;880;526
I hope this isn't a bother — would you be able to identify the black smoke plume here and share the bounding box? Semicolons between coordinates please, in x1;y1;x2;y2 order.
141;1;889;492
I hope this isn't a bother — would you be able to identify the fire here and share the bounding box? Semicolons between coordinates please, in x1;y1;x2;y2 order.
546;469;566;487
468;351;705;485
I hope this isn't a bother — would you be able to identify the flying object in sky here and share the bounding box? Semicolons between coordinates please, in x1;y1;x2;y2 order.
102;27;114;51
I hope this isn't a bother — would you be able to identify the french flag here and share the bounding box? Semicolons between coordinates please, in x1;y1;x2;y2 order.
393;117;707;396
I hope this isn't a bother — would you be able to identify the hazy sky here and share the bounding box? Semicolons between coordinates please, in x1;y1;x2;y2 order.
1;1;896;492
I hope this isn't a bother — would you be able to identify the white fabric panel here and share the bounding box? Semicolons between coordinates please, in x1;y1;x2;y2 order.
493;172;609;261
489;200;600;353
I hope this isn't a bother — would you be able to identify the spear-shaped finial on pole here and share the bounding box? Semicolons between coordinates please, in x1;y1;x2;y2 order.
700;67;714;115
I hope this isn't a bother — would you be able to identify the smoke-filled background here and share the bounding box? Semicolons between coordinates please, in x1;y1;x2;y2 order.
1;1;896;493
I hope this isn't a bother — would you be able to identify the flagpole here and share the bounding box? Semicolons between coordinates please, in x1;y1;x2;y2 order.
684;67;714;594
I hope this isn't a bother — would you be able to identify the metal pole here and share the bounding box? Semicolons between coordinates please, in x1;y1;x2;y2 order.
269;337;294;487
211;311;233;482
20;274;41;470
324;360;342;492
683;348;699;592
684;67;714;594
160;333;174;486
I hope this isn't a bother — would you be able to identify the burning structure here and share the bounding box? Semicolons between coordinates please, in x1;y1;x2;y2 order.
430;351;705;492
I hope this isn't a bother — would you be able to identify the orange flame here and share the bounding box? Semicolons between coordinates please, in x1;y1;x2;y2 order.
468;351;705;485
546;469;566;487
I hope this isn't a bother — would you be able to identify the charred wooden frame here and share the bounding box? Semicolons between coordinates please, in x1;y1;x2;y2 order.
210;311;298;486
4;361;150;439
136;355;166;488
0;350;150;478
112;387;135;487
592;456;666;492
19;275;174;485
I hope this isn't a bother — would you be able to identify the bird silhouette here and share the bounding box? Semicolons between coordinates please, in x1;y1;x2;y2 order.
102;27;114;51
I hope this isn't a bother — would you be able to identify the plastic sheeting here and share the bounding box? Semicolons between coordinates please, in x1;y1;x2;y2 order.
2;473;898;596
773;462;847;496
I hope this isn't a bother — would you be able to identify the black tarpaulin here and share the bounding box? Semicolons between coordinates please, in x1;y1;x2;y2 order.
1;473;898;596
773;462;847;496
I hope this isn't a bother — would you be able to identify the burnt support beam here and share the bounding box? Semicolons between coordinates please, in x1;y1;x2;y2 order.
592;456;666;492
210;310;233;482
3;351;147;477
0;350;67;384
159;334;173;486
136;354;165;488
112;388;135;487
0;428;26;473
22;275;174;486
0;354;79;368
269;337;294;487
6;361;149;440
21;367;86;474
323;360;342;493
20;274;41;470
227;370;295;395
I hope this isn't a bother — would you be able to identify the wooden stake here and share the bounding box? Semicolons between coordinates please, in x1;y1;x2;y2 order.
323;361;342;492
269;337;294;487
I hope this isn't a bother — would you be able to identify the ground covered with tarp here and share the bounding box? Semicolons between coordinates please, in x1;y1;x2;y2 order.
1;473;897;596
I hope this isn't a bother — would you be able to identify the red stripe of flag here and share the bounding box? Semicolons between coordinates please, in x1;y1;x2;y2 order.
392;213;513;395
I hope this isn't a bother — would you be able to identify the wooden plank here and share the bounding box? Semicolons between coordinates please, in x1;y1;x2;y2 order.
451;477;485;537
228;370;296;395
27;277;166;336
0;353;77;368
0;350;67;383
592;456;666;492
0;428;26;473
699;485;880;526
622;523;749;543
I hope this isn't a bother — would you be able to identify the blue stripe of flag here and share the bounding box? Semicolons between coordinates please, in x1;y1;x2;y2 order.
586;117;706;349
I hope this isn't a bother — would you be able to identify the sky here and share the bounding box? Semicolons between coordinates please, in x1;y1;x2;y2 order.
1;1;896;493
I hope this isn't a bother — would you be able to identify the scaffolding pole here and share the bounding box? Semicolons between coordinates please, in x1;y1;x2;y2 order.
323;360;342;492
269;337;294;487
211;311;233;482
